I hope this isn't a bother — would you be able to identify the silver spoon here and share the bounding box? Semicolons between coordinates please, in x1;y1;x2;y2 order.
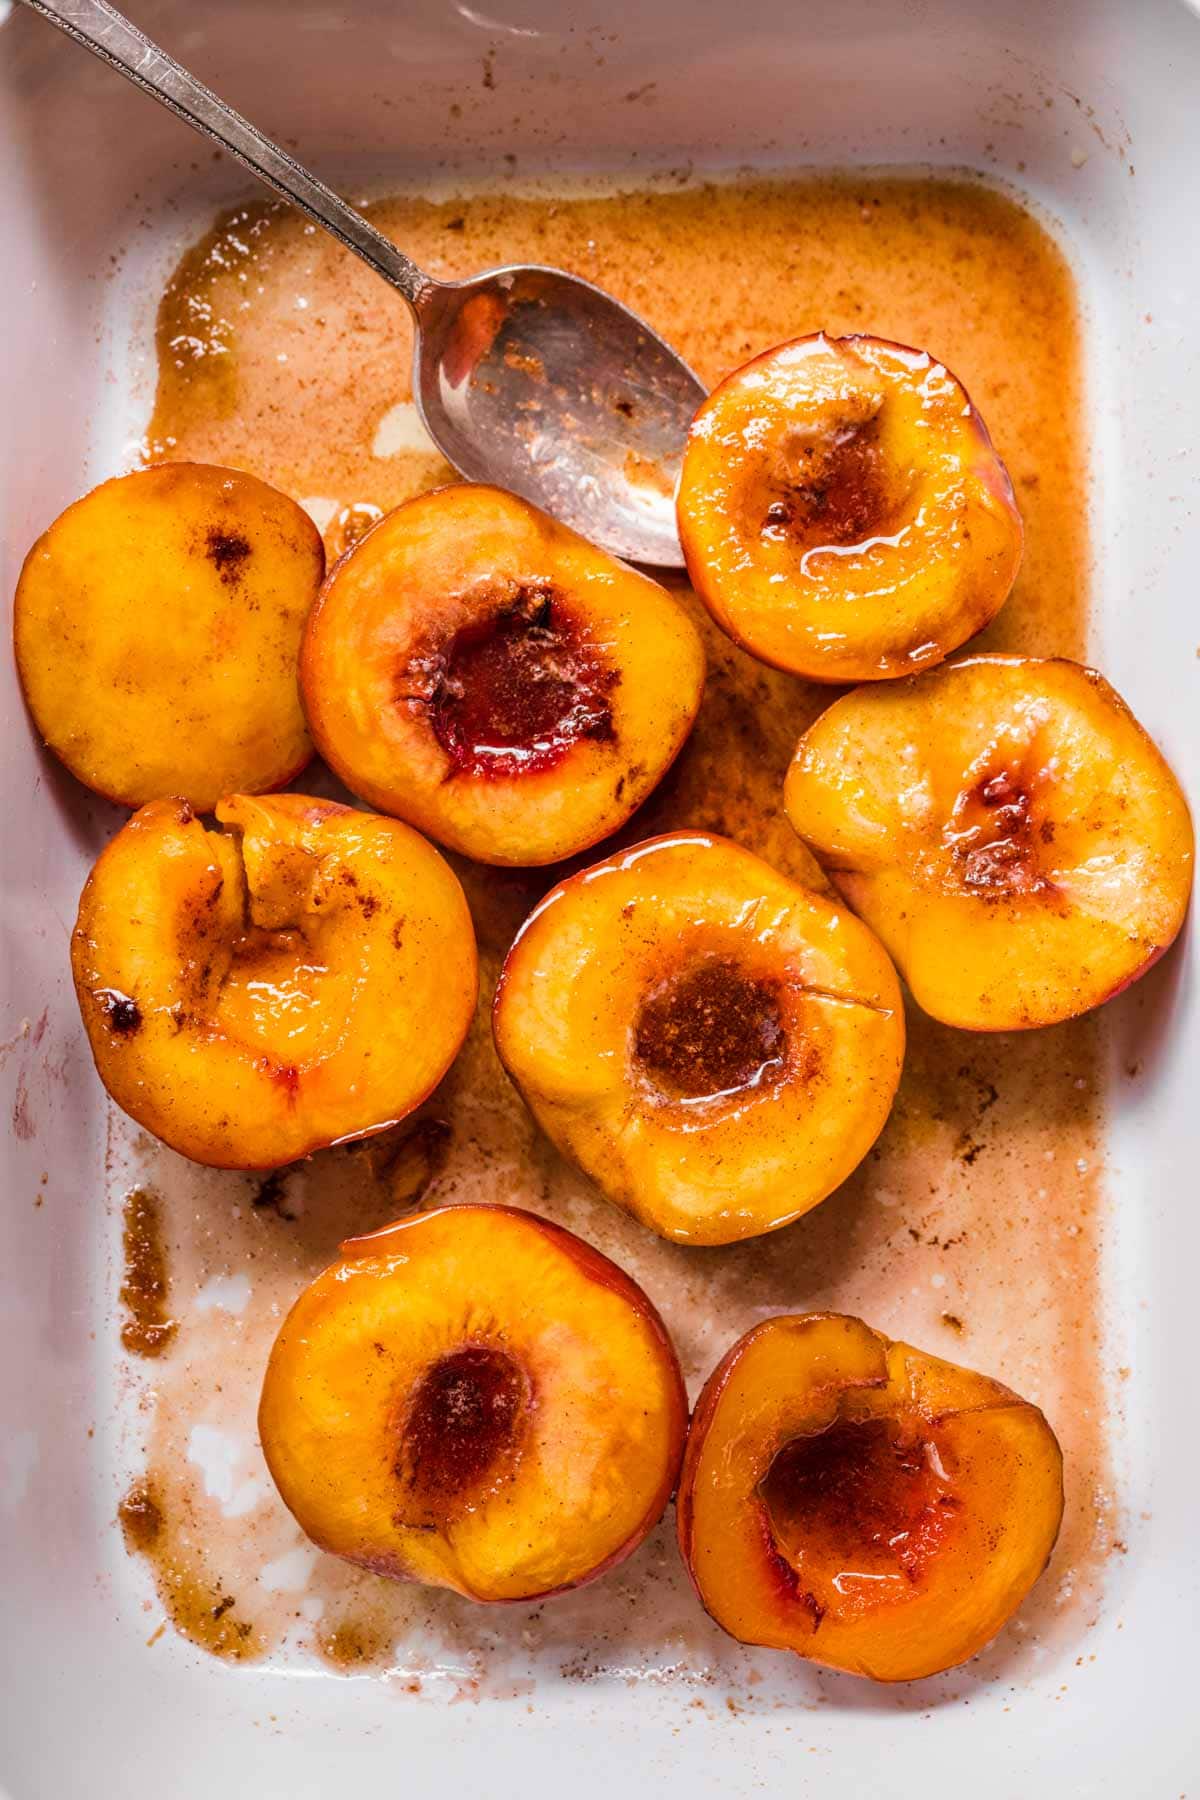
18;0;705;567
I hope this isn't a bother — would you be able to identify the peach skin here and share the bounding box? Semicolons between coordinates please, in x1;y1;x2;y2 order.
71;794;477;1167
677;334;1022;683
259;1203;687;1601
493;832;905;1245
784;654;1194;1029
677;1312;1064;1682
14;462;323;809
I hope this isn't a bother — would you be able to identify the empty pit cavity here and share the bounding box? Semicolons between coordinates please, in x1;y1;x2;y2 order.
396;1346;527;1511
759;1413;960;1617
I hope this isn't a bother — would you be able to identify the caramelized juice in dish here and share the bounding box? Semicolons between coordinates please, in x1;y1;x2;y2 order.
117;176;1113;1698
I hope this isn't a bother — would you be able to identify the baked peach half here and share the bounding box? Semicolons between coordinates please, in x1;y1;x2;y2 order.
784;655;1194;1030
677;334;1022;683
677;1313;1063;1682
71;794;476;1168
14;463;322;809
258;1203;687;1601
493;833;904;1245
299;483;705;866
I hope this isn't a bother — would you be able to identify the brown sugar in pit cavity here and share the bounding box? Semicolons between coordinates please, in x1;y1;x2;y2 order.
948;768;1050;898
634;956;787;1102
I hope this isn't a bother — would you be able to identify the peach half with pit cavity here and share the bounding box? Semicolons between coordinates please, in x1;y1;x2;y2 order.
676;1312;1064;1682
258;1203;687;1601
677;334;1022;683
299;483;706;866
784;654;1194;1030
71;793;477;1168
493;832;905;1245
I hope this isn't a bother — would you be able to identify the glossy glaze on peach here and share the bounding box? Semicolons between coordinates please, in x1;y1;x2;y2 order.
71;793;477;1167
14;462;323;810
300;483;706;866
493;833;905;1245
677;334;1022;683
259;1204;687;1602
677;1313;1064;1682
785;654;1194;1030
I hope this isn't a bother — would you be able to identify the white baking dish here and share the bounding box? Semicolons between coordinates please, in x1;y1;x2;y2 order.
1;0;1197;1793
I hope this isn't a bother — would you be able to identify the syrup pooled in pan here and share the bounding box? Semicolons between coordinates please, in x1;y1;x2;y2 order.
118;1186;177;1358
116;176;1114;1701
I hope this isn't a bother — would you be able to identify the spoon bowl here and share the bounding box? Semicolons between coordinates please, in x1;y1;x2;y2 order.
415;265;705;565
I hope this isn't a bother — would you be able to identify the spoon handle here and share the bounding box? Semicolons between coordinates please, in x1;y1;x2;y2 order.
18;0;433;307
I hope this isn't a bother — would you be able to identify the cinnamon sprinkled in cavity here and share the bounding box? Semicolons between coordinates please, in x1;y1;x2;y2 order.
394;1347;527;1520
635;958;787;1101
763;411;897;551
949;769;1050;898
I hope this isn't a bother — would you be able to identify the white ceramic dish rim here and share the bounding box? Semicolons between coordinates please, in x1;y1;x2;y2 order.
1;1;1198;1794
